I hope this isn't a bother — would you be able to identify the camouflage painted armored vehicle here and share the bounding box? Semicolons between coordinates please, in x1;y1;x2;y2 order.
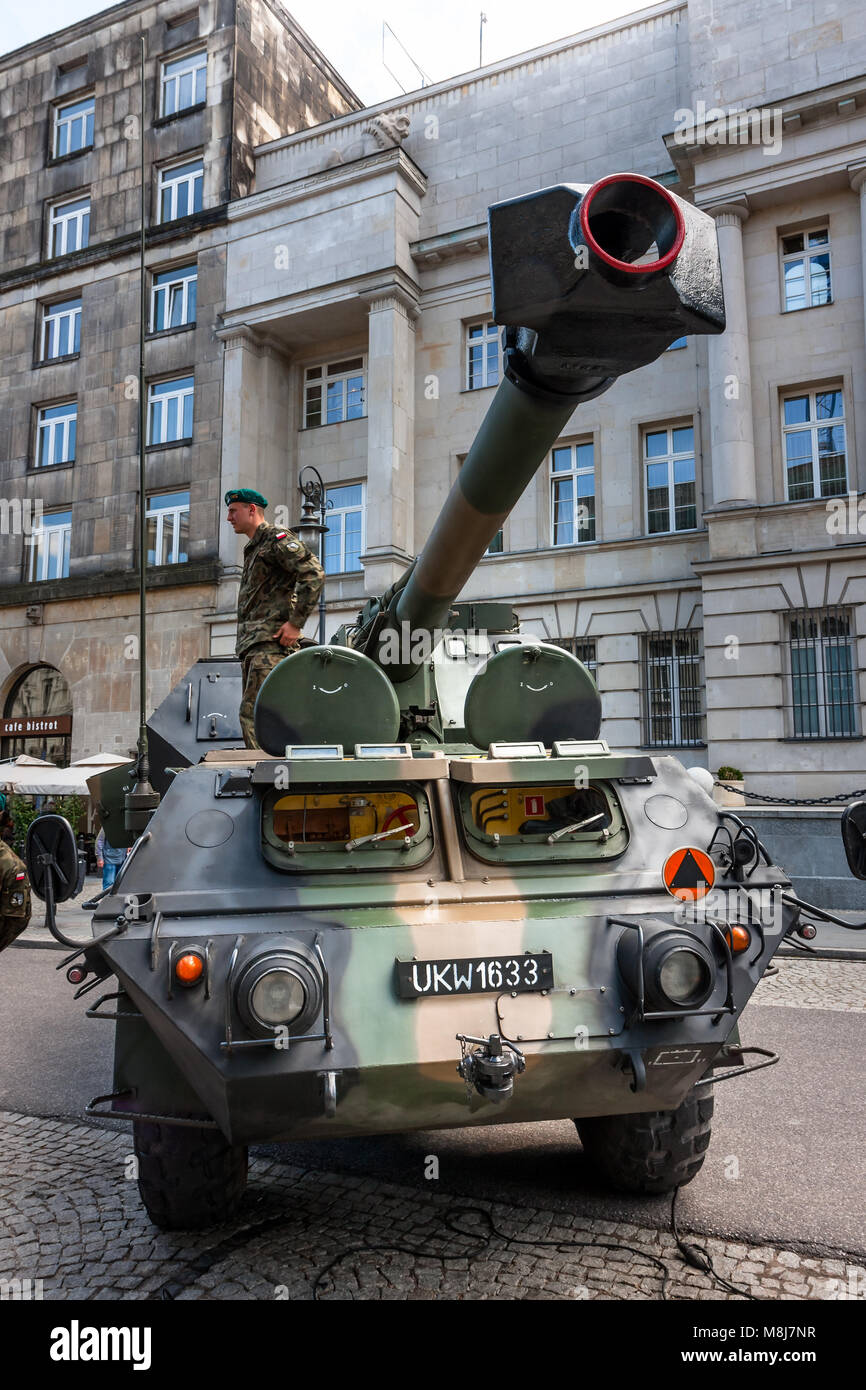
31;174;862;1230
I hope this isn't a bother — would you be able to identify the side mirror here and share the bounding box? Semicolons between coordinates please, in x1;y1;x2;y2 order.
841;801;866;880
25;814;80;903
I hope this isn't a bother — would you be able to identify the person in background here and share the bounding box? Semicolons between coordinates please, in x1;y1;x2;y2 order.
0;795;14;846
95;823;127;890
0;794;31;953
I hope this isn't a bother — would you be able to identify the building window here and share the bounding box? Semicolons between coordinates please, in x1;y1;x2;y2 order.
485;528;504;555
147;376;194;445
48;196;89;257
53;95;94;157
642;629;705;747
40;297;81;359
27;510;72;582
303;359;365;427
151;264;197;331
551;442;596;545
146;490;190;565
645;424;696;534
785;608;859;739
160;50;206;116
158;158;203;222
466;322;499;390
2;665;72;766
781;229;831;312
323;484;364;573
546;637;598;678
782;389;846;501
36;403;77;467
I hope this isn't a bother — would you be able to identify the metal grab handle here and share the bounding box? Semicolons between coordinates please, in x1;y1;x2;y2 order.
85;1089;220;1129
85;991;142;1021
693;1046;780;1089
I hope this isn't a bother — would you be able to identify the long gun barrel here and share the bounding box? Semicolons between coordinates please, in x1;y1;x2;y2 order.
357;173;725;674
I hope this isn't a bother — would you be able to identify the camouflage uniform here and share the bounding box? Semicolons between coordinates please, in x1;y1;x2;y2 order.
237;522;324;749
0;840;31;953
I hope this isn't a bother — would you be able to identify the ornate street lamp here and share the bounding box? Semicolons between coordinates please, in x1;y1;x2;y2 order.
296;465;331;644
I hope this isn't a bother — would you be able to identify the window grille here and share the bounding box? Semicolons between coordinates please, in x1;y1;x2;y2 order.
641;629;705;746
784;607;860;738
545;637;598;678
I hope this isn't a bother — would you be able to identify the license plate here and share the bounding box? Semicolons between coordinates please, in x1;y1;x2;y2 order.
394;952;553;999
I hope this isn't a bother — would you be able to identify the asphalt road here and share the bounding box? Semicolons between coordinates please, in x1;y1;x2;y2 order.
1;945;863;1261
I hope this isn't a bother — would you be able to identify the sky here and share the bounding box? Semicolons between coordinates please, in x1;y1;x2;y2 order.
3;0;653;104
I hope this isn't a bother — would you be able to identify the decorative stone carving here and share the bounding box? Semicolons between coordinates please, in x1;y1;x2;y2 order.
323;113;411;168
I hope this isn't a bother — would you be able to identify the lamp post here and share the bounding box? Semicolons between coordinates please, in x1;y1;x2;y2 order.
296;465;330;644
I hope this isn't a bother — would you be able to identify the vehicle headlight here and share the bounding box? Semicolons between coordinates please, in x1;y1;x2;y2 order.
236;938;323;1038
657;947;712;1006
617;924;716;1013
251;969;307;1026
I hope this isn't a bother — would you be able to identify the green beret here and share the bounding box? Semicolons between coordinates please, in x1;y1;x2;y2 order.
225;488;268;508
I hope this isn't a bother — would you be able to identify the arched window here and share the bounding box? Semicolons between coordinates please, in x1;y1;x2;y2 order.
2;665;73;766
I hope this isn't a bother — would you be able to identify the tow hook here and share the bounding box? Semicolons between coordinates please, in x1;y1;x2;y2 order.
456;1032;525;1103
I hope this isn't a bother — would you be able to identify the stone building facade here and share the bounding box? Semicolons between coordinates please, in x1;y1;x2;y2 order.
0;0;359;761
2;0;865;803
215;0;866;799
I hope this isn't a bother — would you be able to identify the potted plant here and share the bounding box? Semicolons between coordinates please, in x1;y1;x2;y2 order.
714;765;745;808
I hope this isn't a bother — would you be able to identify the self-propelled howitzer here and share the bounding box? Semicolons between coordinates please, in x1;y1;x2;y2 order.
30;173;864;1234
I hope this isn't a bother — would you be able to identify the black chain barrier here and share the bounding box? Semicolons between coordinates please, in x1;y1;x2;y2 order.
715;781;866;807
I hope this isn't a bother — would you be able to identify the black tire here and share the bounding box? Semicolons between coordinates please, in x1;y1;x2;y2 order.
133;1121;248;1230
575;1086;714;1195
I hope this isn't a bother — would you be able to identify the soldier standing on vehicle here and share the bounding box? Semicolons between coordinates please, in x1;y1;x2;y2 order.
0;797;31;952
226;488;325;749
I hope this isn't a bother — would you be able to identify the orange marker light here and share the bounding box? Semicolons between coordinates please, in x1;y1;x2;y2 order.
725;926;751;953
176;952;205;985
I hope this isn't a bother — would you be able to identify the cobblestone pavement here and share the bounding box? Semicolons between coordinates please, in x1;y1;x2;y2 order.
753;958;866;1012
1;1112;863;1302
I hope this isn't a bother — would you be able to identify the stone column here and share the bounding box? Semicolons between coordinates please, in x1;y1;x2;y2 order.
211;325;291;655
358;283;418;596
849;164;866;365
706;200;757;508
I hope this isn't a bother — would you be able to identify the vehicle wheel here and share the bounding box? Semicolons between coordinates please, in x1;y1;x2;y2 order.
133;1121;248;1230
575;1086;714;1195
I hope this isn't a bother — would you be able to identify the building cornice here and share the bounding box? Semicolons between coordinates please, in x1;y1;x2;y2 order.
255;1;686;162
0;0;364;114
229;145;427;223
0;205;229;295
692;543;866;576
0;558;221;609
411;223;488;267
214;323;292;361
218;263;420;337
666;74;866;203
